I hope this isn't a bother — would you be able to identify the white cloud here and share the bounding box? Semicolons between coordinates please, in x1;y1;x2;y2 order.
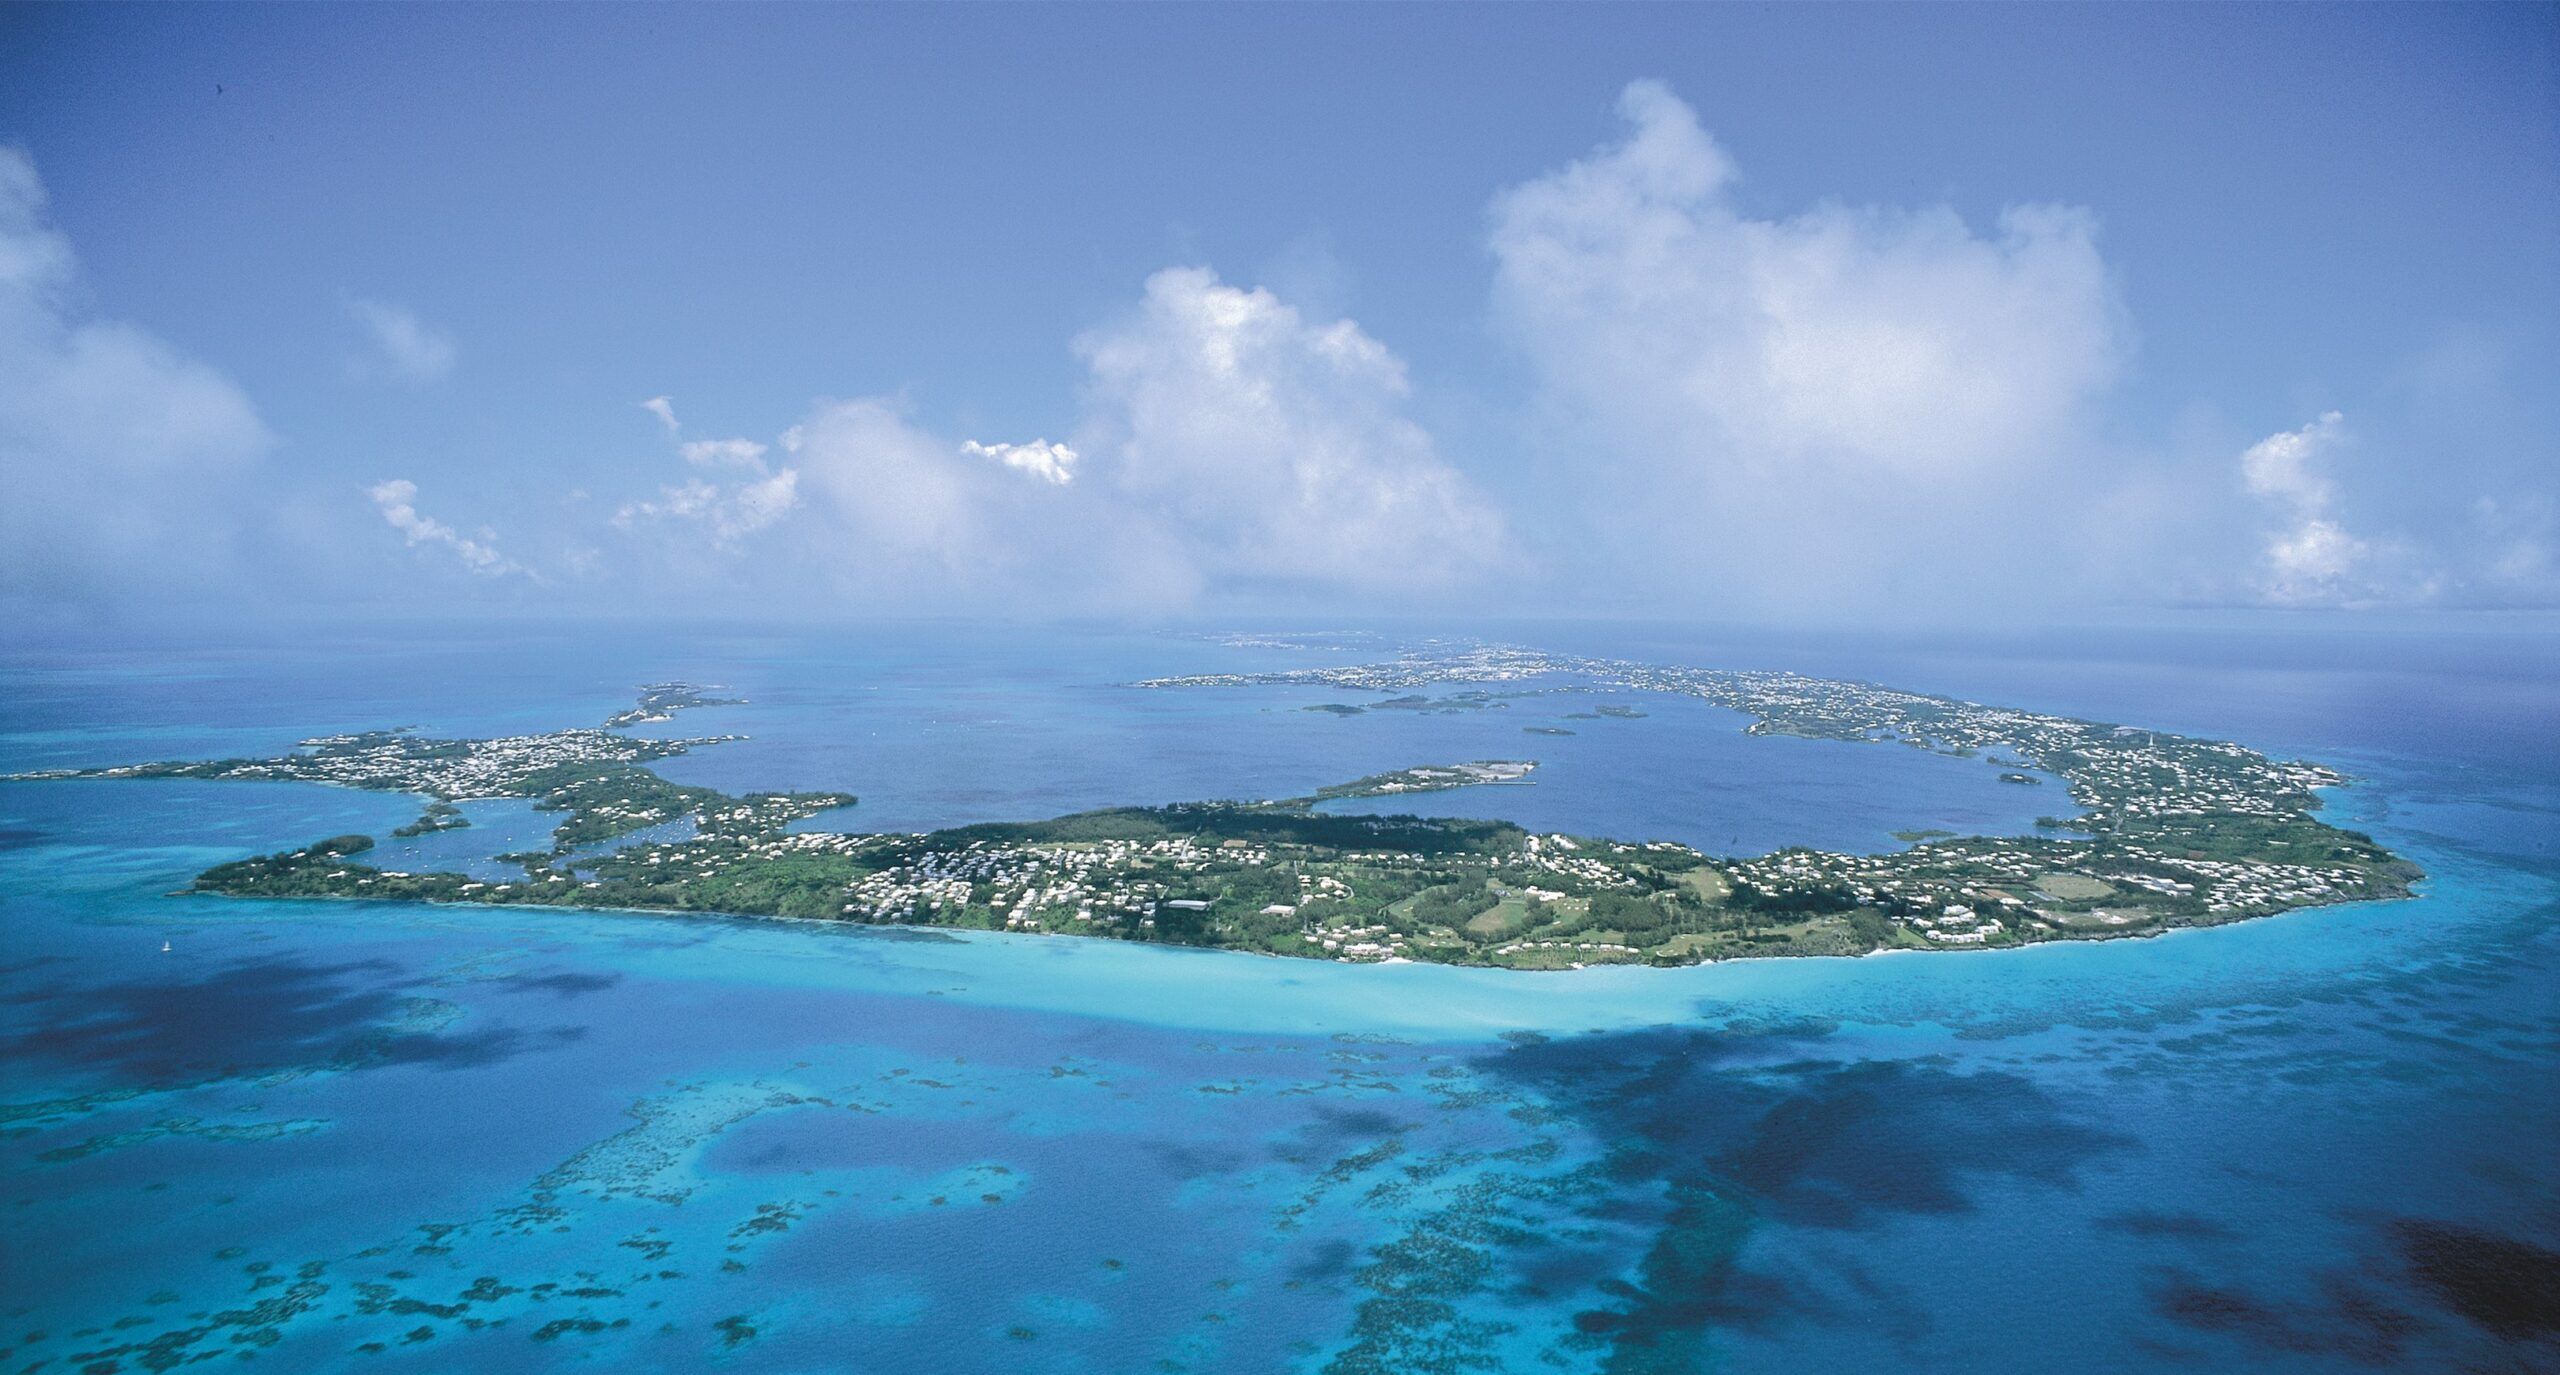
791;399;999;568
368;478;525;577
1491;81;2124;480
616;408;801;545
723;468;801;537
346;298;455;383
608;270;1500;609
2235;412;2442;607
1072;266;1505;590
617;477;717;523
2261;519;2370;602
617;481;794;540
2240;410;2343;511
781;396;1199;608
613;471;801;542
963;438;1078;485
680;437;770;469
0;146;274;601
1484;81;2131;614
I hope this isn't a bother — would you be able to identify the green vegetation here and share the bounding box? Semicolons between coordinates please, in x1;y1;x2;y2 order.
391;802;469;837
602;681;745;729
1298;690;1517;716
11;686;848;861
1309;761;1535;802
17;652;2424;970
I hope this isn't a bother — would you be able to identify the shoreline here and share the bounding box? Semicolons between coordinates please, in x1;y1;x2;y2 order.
48;655;2422;973
168;871;2416;975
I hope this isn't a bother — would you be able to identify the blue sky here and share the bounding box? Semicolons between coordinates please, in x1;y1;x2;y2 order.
2;4;2553;625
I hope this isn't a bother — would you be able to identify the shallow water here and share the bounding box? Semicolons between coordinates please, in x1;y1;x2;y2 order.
1;622;2552;1373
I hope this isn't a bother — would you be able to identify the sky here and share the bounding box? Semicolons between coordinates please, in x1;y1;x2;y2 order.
2;3;2555;629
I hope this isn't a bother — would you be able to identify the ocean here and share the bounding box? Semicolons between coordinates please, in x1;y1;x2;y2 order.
1;620;2553;1373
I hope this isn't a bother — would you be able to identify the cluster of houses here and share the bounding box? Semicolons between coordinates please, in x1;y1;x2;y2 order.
1483;936;1646;963
1312;922;1408;960
144;650;2398;969
2142;848;2367;915
1516;833;1641;889
818;834;1275;930
62;724;725;802
1910;903;2002;943
1340;760;1536;796
1136;644;1560;693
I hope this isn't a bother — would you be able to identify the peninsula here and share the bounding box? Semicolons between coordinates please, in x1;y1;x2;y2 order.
11;649;2419;969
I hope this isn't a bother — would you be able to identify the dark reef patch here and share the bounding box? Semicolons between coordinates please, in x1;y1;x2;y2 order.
1288;1238;1363;1284
371;1022;588;1070
2;957;412;1081
2139;1215;2560;1364
2096;1209;2239;1242
2390;1218;2560;1342
1708;1060;2128;1229
0;956;580;1084
1477;1026;2132;1364
499;970;625;999
2144;1270;2419;1364
1278;1105;1415;1161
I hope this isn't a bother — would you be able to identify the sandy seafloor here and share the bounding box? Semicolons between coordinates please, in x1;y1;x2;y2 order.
1;621;2554;1374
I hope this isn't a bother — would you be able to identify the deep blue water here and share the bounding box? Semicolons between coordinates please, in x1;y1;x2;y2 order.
1;622;2553;1374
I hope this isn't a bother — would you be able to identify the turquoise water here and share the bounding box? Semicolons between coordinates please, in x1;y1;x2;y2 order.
1;623;2553;1373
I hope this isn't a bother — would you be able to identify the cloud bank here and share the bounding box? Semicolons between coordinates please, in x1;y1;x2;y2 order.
4;86;2546;623
2232;411;2469;608
1075;267;1506;593
2241;411;2369;605
0;147;274;603
597;267;1506;611
1488;80;2132;614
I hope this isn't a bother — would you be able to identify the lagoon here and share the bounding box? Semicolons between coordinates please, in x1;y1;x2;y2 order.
1;622;2552;1373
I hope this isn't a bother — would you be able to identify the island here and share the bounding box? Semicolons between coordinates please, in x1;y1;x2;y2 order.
1312;761;1537;801
8;648;2420;969
601;680;747;729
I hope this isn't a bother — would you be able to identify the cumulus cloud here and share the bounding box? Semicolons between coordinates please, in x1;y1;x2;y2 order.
1492;82;2124;478
723;468;801;536
345;298;455;383
605;393;1039;599
780;396;1198;608
680;437;770;469
791;399;1006;569
607;270;1500;609
2261;519;2371;603
2236;412;2442;607
2239;412;2366;603
0;146;274;601
617;470;801;542
615;401;801;545
1485;81;2131;613
368;478;526;577
1073;267;1506;590
2240;410;2344;512
963;438;1078;485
